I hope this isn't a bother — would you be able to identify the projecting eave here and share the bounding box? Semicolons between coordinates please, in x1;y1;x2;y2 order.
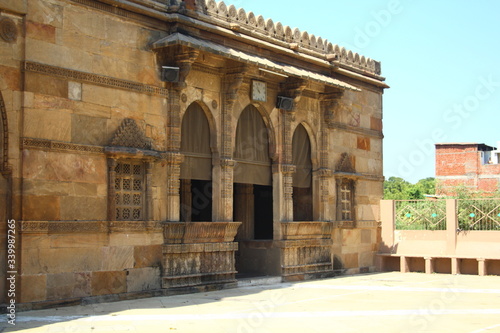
152;32;361;91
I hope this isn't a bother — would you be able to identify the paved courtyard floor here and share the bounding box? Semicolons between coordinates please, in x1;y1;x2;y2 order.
1;272;500;333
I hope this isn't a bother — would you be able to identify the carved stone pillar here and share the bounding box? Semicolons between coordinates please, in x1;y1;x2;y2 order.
179;179;192;222
278;79;306;223
164;49;198;222
214;68;246;221
319;92;343;221
163;152;183;221
281;164;296;222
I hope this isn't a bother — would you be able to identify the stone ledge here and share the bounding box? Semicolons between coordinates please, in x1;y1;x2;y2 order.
19;220;163;234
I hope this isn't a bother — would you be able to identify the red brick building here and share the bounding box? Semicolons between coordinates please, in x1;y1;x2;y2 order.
436;142;500;196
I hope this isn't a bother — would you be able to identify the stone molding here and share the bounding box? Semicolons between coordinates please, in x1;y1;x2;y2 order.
23;61;169;97
19;220;163;234
22;137;105;155
0;91;11;175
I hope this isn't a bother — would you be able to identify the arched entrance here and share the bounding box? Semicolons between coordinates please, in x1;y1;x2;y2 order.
179;102;213;222
233;105;277;276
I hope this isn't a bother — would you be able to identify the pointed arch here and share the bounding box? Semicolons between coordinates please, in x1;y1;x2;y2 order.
234;103;277;162
180;102;213;181
179;101;214;222
292;123;313;221
292;123;312;188
180;100;218;155
233;104;272;185
291;121;318;170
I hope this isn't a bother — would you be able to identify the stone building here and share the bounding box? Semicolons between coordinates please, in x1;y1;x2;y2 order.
436;142;500;196
0;0;387;308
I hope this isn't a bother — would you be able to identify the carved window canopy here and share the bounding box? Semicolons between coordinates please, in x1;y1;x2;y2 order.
105;118;160;160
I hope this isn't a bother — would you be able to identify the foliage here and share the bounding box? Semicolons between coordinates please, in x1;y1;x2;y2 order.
384;177;435;200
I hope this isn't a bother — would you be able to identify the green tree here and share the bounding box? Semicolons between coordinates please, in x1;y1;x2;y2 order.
384;177;436;200
384;177;411;200
415;177;436;196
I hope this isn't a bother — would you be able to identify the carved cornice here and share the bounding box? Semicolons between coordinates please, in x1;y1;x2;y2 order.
23;61;169;97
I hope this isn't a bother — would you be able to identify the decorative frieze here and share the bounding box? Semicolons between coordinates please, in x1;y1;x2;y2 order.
19;220;163;234
23;61;169;97
22;137;105;154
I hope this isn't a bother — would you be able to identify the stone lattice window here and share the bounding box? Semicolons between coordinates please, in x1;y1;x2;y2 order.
337;179;355;222
340;182;352;221
114;160;145;220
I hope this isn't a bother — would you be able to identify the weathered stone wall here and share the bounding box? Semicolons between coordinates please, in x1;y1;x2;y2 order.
0;0;27;305
332;227;379;274
22;0;169;220
19;223;163;305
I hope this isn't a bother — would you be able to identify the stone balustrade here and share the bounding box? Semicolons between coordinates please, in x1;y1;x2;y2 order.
279;221;334;280
162;221;241;289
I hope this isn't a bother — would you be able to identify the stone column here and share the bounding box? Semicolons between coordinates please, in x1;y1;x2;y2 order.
214;68;246;222
164;152;183;222
278;79;306;224
180;179;192;222
164;49;198;222
320;92;343;222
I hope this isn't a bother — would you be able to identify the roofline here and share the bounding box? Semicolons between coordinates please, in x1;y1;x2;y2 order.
90;0;388;88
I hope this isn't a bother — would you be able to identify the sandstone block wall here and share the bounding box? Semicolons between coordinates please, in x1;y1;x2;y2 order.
19;226;163;305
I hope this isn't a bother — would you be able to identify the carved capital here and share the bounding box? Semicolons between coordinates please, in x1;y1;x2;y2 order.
279;78;307;112
281;164;296;175
220;158;236;168
320;92;343;129
175;50;200;89
224;68;247;108
160;152;184;165
316;167;333;178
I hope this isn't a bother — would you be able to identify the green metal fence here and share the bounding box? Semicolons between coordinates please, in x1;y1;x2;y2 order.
395;199;500;231
395;200;446;230
457;198;500;231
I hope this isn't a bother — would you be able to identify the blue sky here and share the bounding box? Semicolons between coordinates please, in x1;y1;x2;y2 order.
223;0;500;183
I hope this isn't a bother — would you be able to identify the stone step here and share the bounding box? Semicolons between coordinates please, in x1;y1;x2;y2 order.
237;276;282;287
